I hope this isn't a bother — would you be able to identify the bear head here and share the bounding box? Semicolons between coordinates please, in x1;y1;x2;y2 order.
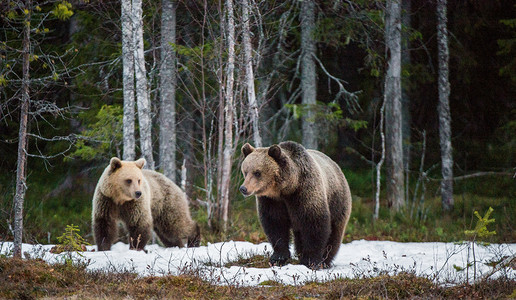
101;157;146;204
240;143;298;199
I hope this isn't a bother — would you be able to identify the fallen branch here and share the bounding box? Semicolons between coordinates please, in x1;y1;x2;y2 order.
480;254;516;281
427;171;513;182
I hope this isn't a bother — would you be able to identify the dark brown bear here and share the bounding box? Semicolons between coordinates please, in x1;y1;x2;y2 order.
240;141;352;269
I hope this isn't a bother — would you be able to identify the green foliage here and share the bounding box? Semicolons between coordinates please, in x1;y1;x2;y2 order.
69;105;123;161
464;207;497;240
285;102;367;131
52;1;74;21
51;224;90;264
56;224;90;252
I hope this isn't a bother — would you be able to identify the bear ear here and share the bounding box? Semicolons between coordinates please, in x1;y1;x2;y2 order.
268;144;282;162
242;143;255;157
134;158;146;169
110;157;122;171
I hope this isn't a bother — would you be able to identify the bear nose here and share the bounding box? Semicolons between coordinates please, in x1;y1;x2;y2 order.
135;191;142;198
239;185;248;196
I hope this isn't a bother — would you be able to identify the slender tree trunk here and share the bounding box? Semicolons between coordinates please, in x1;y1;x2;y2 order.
160;0;177;181
242;0;262;147
374;100;386;220
384;0;405;211
13;1;31;258
216;3;226;216
401;0;411;201
437;0;454;211
133;0;155;169
122;0;136;161
219;0;236;232
300;0;317;150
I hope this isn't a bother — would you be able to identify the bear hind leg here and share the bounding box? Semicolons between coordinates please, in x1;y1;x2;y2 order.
154;227;183;248
322;221;345;267
187;222;201;247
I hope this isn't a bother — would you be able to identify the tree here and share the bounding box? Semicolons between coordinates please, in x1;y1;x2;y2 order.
133;0;155;169
159;0;177;181
217;0;236;232
12;0;32;258
300;0;317;150
384;0;405;211
1;0;76;257
242;0;262;147
401;0;412;201
122;0;136;161
436;0;453;211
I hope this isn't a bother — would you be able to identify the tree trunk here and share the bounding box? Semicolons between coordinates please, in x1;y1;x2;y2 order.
159;0;177;181
401;0;411;201
219;0;236;232
13;1;31;258
122;0;136;161
133;0;155;169
374;99;386;220
242;0;262;147
300;0;317;150
384;0;405;211
437;0;454;211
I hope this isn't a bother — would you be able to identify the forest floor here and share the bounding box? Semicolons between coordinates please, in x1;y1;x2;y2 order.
1;240;515;299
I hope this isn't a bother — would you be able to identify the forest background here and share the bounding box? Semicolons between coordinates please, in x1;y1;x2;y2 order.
0;0;515;250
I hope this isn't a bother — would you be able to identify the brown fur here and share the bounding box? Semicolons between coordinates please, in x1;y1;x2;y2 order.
92;157;200;251
240;141;352;269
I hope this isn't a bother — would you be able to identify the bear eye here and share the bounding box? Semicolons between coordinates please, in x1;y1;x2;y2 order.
126;179;132;184
138;179;141;184
253;171;261;178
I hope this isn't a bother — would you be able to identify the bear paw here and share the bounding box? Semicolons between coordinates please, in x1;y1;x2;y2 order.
300;257;325;270
269;251;291;267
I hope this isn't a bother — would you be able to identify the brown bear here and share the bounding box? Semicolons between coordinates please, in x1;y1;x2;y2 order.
240;141;352;269
92;157;200;251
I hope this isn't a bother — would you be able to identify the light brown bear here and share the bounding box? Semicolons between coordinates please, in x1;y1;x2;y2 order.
240;141;352;269
92;157;200;251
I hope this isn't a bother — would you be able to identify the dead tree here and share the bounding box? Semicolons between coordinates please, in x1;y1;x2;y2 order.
384;0;405;211
437;0;454;211
160;0;178;181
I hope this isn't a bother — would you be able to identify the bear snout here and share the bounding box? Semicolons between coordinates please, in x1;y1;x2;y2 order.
134;191;142;198
239;185;249;196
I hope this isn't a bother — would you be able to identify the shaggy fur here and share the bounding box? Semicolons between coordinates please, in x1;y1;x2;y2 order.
240;141;352;269
92;157;200;251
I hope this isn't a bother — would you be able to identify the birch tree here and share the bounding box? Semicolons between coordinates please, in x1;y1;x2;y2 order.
218;0;236;232
437;0;454;211
159;0;177;181
384;0;405;211
242;0;262;147
122;0;136;161
133;0;155;169
300;0;317;150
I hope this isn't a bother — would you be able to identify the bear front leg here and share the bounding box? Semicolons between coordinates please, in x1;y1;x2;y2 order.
257;196;291;266
120;202;152;251
289;203;331;269
93;194;119;251
94;216;118;251
127;224;151;250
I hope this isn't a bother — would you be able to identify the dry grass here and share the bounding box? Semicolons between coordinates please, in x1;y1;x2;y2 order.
1;255;515;299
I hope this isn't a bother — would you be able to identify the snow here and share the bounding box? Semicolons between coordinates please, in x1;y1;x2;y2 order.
1;240;515;286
